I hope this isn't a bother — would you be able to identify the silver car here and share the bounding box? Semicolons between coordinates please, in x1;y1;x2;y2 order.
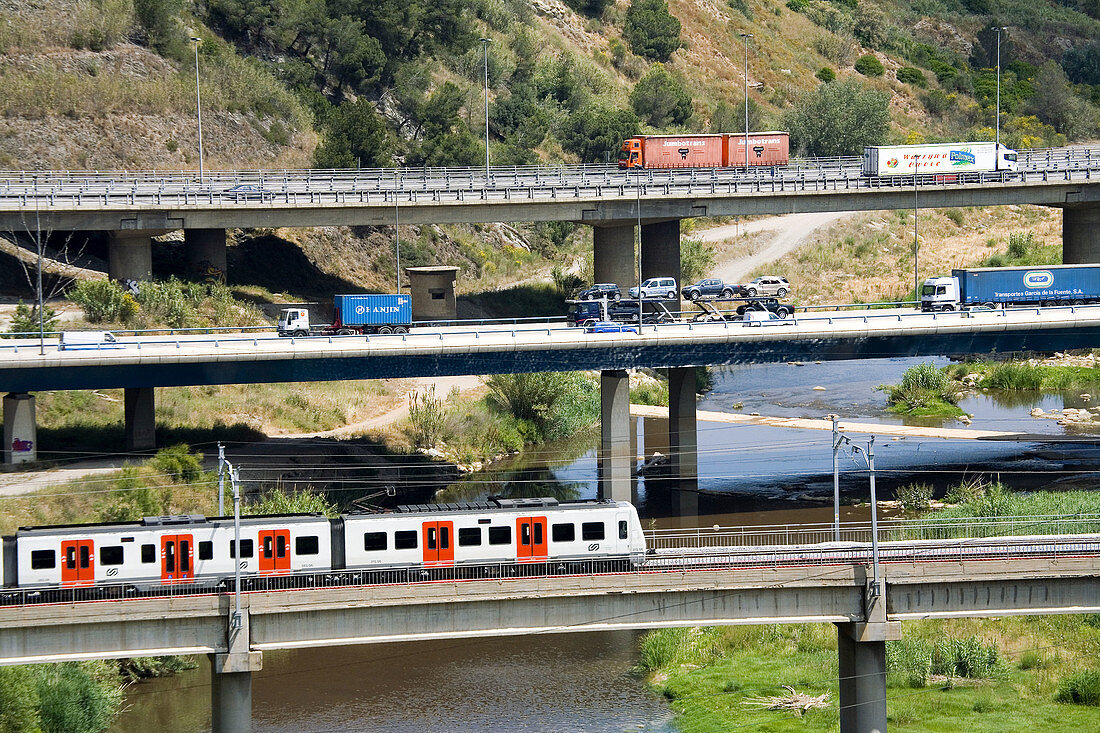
628;277;679;299
738;276;790;298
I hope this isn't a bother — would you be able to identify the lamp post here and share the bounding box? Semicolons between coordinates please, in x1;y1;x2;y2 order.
848;436;881;597
190;37;205;181
994;26;1008;152
830;415;841;542
913;153;920;304
740;33;753;170
480;37;491;180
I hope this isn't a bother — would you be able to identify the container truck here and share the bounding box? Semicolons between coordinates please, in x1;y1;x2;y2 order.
277;294;412;336
862;142;1018;176
618;132;789;169
920;265;1100;312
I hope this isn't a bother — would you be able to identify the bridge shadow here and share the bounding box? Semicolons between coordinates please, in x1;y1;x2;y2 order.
458;282;567;320
225;235;362;296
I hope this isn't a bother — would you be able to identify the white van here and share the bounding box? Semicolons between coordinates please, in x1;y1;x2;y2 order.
59;331;122;350
628;277;678;300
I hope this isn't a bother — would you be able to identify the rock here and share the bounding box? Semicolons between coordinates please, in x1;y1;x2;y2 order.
959;415;972;425
1031;408;1044;417
732;402;744;409
788;361;804;366
750;412;760;416
1081;394;1092;402
813;386;826;391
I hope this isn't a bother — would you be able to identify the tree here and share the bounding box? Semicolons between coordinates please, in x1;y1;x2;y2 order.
1063;42;1100;85
560;105;640;163
816;67;837;83
624;0;682;62
1026;61;1097;140
564;0;614;16
630;65;693;127
313;98;394;168
784;78;890;156
709;99;762;132
896;66;926;87
854;54;884;77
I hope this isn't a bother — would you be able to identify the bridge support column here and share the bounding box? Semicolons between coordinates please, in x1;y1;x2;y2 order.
108;231;153;282
124;387;155;451
185;228;227;282
668;367;697;516
3;392;36;465
211;609;262;733
593;224;636;291
641;219;682;311
1062;205;1100;264
836;577;900;733
599;370;632;503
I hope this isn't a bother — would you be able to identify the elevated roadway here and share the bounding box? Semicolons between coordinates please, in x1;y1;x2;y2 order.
3;305;1100;392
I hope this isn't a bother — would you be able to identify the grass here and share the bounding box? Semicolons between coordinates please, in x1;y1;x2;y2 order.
880;362;964;417
944;360;1100;393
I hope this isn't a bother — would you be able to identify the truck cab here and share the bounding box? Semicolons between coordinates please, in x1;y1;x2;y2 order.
996;144;1019;172
278;308;311;336
920;277;961;312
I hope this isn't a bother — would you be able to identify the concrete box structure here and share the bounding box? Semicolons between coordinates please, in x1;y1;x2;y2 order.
3;393;36;464
405;266;459;322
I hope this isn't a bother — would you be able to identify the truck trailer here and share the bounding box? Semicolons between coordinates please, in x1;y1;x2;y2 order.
619;132;789;169
862;142;1018;176
278;294;412;336
920;265;1100;312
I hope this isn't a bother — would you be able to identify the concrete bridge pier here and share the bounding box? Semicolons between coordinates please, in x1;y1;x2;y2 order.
641;220;682;312
667;367;698;516
3;392;37;464
185;228;228;282
593;224;636;291
836;578;900;733
1062;205;1100;264
124;387;155;451
108;231;153;282
211;609;262;733
599;370;632;502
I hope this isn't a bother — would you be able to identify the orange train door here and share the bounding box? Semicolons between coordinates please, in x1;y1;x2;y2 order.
258;529;291;574
516;517;547;562
161;534;194;583
61;539;94;586
422;521;454;566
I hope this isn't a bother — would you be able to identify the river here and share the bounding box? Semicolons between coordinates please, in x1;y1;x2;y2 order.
111;356;1100;731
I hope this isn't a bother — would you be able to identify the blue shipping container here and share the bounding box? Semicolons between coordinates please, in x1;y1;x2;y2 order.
333;294;412;326
953;265;1100;305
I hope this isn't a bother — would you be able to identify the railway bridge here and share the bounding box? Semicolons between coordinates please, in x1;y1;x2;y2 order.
1;518;1098;733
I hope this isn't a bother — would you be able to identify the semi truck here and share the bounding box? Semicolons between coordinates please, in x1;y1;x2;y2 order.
619;132;789;169
277;294;412;336
862;142;1018;176
920;265;1100;312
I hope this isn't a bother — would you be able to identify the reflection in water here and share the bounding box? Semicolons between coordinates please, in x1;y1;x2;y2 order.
112;633;675;733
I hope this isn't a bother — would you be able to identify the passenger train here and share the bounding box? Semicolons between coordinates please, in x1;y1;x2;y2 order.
1;498;646;598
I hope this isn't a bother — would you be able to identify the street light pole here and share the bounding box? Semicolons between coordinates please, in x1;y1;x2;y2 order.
913;153;920;304
848;436;881;597
190;37;205;182
740;33;753;170
830;414;841;541
480;37;491;181
994;27;1008;152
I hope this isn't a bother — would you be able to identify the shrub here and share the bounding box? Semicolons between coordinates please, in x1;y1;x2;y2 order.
932;636;1001;678
623;0;682;62
630;64;693;127
246;488;337;516
882;363;960;414
985;362;1044;390
815;67;836;83
784;78;889;156
786;0;808;10
681;238;715;284
405;385;448;449
147;444;205;483
944;208;965;226
854;54;885;77
896;66;926;86
3;301;59;337
70;279;139;324
887;637;932;687
727;0;753;18
896;483;933;511
1055;669;1100;706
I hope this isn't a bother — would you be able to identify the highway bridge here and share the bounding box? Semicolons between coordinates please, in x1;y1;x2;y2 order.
1;515;1098;732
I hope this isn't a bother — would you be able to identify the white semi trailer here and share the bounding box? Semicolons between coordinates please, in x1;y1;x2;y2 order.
862;142;1018;176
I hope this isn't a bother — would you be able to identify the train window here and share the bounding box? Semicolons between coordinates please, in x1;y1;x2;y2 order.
30;550;55;569
199;541;213;560
141;544;156;563
394;530;418;550
100;546;124;566
364;532;387;551
581;522;605;541
230;539;254;558
296;536;319;555
459;527;481;546
488;526;511;545
533;523;542;545
552;523;575;542
619;521;628;540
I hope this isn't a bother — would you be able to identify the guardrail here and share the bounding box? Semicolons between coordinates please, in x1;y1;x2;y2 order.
1;301;1096;354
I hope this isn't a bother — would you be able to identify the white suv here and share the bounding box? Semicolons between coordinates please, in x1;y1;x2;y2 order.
739;276;790;298
628;277;678;299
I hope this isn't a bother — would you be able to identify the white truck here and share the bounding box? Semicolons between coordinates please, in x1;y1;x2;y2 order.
862;142;1018;176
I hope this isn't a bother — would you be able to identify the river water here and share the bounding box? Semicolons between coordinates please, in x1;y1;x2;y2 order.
112;356;1100;731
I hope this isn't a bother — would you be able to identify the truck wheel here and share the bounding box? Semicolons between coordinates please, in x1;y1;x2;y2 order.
337;328;353;335
983;302;996;310
940;305;954;312
776;308;790;319
721;288;734;298
777;288;788;298
378;325;393;334
688;290;701;301
294;330;307;337
612;292;621;301
393;326;408;334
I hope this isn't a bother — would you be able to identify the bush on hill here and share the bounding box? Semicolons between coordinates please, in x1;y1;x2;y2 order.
630;64;693;128
785;78;890;156
854;54;885;77
624;0;681;63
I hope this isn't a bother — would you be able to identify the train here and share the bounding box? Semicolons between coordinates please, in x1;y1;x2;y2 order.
0;498;646;599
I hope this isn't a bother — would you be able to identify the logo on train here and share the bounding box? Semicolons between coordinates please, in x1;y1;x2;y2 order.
1024;270;1054;289
588;543;600;552
106;568;118;577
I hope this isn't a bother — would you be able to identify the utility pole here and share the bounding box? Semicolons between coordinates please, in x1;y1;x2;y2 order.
480;38;491;181
217;442;225;515
740;32;753;170
830;414;841;541
913;153;920;304
190;37;205;182
230;463;242;629
394;170;401;295
994;27;1008;152
848;436;881;597
636;181;643;332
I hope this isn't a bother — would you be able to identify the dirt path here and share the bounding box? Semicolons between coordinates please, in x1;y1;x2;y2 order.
699;212;855;283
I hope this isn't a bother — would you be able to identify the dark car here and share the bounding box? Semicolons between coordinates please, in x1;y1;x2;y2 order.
735;297;792;319
225;184;276;202
681;278;736;301
568;299;674;327
576;283;622;301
